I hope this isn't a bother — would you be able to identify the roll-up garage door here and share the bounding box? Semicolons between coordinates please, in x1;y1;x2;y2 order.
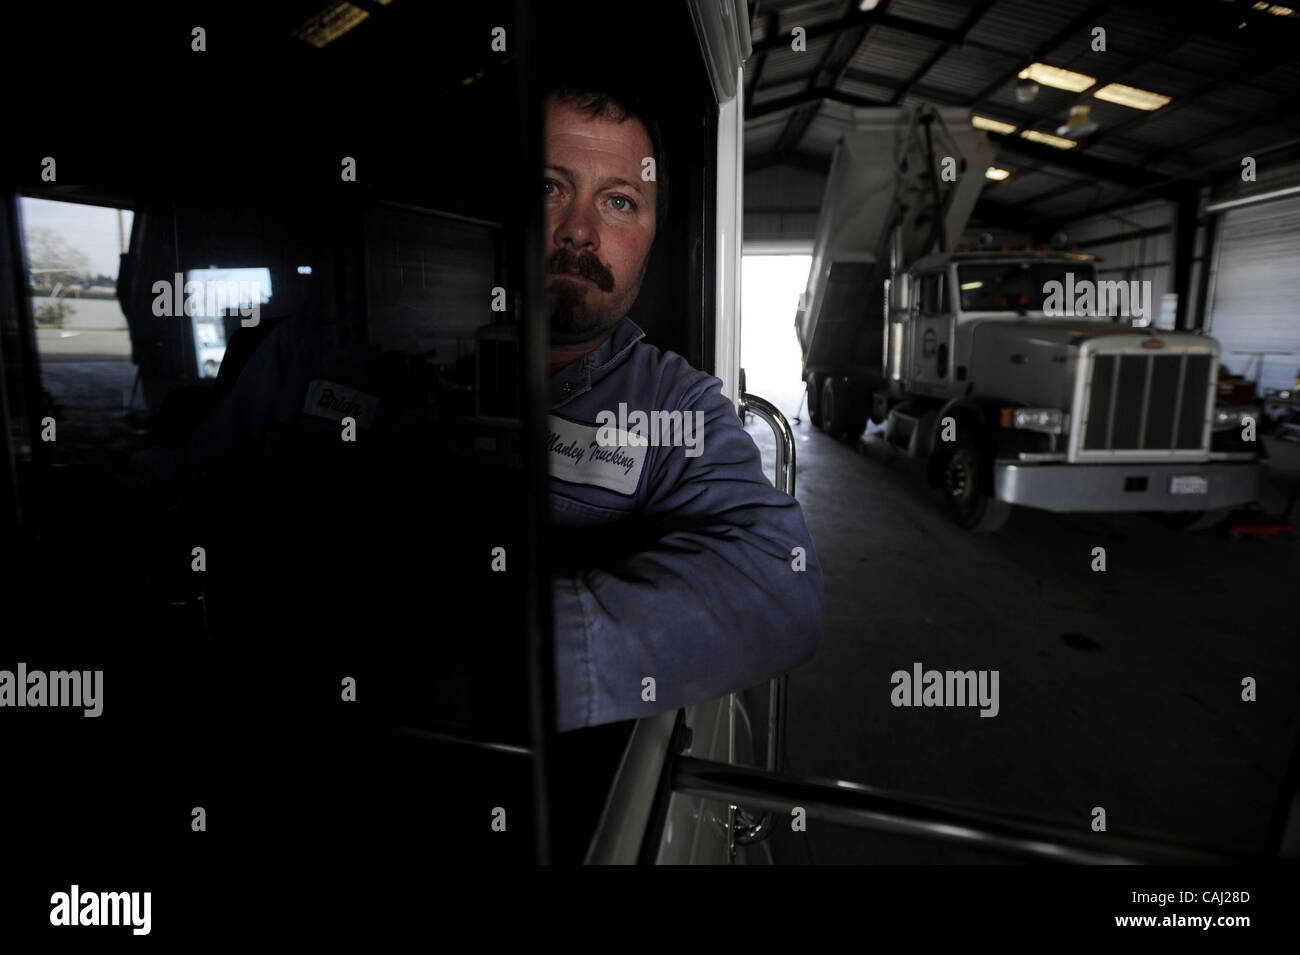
1206;194;1300;395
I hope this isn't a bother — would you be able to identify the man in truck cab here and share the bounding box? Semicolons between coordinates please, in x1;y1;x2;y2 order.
124;83;824;735
542;83;823;731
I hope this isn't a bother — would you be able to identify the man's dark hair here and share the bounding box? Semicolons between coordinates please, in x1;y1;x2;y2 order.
546;83;669;231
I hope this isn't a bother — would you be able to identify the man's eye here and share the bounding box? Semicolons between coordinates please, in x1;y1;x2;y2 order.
609;195;636;212
543;180;559;197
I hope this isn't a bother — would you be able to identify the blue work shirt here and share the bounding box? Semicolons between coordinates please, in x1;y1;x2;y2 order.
547;317;823;732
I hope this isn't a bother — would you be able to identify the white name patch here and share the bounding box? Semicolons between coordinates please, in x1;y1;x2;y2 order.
302;379;379;428
547;414;648;495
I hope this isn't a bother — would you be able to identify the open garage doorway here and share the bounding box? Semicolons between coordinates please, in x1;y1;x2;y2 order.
741;252;810;423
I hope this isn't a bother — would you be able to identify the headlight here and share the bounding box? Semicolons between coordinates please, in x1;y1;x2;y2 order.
1004;407;1068;434
1213;406;1257;430
1214;408;1241;427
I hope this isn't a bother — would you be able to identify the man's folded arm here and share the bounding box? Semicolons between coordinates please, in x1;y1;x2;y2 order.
553;376;824;732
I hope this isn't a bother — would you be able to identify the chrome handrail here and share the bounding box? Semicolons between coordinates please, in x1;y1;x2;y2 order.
674;757;1243;865
741;391;795;497
733;674;787;846
732;390;796;848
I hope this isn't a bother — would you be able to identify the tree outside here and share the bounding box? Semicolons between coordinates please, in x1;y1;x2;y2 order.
26;224;91;288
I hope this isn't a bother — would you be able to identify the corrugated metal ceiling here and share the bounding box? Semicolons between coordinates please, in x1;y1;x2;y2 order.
744;0;1300;225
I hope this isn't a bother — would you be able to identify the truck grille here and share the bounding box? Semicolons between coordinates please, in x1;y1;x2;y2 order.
1081;352;1213;452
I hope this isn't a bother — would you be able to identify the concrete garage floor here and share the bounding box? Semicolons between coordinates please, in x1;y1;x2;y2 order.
742;385;1300;864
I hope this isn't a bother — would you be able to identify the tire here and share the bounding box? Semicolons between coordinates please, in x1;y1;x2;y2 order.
819;376;838;436
807;374;823;428
934;435;1012;532
821;376;867;440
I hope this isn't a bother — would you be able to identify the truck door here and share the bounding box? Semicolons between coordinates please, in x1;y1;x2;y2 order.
2;0;561;871
909;270;952;392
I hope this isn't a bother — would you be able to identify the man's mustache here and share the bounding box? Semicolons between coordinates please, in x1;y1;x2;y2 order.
548;247;614;292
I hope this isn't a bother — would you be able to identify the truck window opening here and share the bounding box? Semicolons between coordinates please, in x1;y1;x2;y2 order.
958;262;1100;316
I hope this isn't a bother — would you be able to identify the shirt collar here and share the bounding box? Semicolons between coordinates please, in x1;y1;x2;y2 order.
550;316;646;410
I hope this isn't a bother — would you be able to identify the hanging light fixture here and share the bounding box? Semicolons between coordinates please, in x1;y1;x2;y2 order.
1056;104;1099;138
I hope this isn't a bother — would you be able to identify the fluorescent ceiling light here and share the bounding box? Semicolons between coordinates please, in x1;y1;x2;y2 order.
972;115;1017;135
1093;83;1171;111
1020;129;1079;150
1018;63;1095;93
985;167;1011;181
293;1;369;49
961;281;984;290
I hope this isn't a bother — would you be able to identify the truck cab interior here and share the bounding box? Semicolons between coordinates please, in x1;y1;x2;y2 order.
2;0;725;865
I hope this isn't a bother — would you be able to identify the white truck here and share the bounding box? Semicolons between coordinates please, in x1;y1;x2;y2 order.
796;106;1262;531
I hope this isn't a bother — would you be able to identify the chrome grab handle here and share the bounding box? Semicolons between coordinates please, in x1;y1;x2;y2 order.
731;390;795;848
740;391;795;496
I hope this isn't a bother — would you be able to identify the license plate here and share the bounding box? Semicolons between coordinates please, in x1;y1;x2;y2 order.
1170;475;1209;495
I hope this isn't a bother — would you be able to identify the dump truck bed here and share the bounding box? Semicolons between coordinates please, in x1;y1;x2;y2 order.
796;106;994;380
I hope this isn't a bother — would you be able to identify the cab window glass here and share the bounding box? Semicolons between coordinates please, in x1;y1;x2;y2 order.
919;272;947;314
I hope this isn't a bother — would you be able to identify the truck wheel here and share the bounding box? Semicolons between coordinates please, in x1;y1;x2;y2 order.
807;374;823;428
819;376;840;436
935;437;1011;532
821;376;868;440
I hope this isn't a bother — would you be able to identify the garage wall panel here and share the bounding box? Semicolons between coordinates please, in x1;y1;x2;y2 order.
1058;199;1176;320
1206;193;1300;394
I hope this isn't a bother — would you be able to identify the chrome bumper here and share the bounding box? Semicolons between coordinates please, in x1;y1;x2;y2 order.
994;460;1261;512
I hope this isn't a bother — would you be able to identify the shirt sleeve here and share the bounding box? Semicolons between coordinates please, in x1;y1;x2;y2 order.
551;374;824;732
